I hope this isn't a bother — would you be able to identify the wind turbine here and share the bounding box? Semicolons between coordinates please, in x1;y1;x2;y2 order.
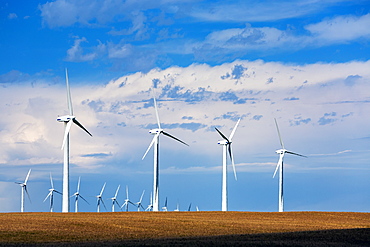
43;173;62;212
162;197;168;212
142;92;188;211
71;176;89;213
174;200;180;211
110;185;121;212
15;169;31;212
57;69;92;213
96;182;107;212
121;185;135;212
135;190;145;211
273;118;307;212
145;192;153;211
215;118;241;211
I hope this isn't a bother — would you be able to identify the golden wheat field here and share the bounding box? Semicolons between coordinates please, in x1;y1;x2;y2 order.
0;211;369;246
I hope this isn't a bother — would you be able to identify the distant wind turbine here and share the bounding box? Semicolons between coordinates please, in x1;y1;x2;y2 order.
135;190;145;211
145;192;153;211
71;176;89;213
110;185;121;212
43;173;62;212
96;182;107;212
215;118;241;211
121;185;135;212
162;197;168;212
15;169;31;212
273;118;307;212
142;91;188;211
174;200;180;212
57;69;92;213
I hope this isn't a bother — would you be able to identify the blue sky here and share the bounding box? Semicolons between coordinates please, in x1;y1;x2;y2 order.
0;0;370;213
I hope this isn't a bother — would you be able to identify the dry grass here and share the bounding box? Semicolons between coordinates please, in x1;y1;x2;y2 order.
0;211;369;245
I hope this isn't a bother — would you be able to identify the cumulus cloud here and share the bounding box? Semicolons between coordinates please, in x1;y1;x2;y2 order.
0;59;369;176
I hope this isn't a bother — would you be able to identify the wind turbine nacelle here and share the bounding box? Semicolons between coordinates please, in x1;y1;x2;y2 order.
57;115;75;122
217;140;229;145
149;128;163;134
275;149;286;154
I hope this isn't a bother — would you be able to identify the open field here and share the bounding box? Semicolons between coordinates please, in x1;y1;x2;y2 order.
0;211;369;246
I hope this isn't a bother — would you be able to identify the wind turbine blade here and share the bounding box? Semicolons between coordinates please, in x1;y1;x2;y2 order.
61;120;73;150
152;89;161;129
215;128;229;142
286;151;307;158
100;182;106;196
126;185;129;199
54;190;63;195
73;119;92;137
77;176;81;193
162;131;189;146
49;173;54;189
115;185;121;198
24;186;31;203
50;194;54;211
142;134;158;160
139;190;145;203
228;144;237;181
101;199;107;211
80;195;89;204
229;118;241;141
274;118;285;149
65;68;73;116
24;169;31;184
114;200;121;209
273;155;283;178
43;191;52;203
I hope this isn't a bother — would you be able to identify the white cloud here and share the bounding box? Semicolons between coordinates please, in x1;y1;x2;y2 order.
305;13;370;43
1;59;369;177
192;13;370;58
65;37;105;62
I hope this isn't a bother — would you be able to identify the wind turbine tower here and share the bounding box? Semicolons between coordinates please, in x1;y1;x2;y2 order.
273;118;307;212
57;69;92;212
15;169;31;212
215;118;240;211
142;92;188;211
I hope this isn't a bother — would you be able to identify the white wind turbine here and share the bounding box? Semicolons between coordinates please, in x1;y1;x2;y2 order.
145;192;153;211
95;182;107;212
121;185;135;212
110;185;121;212
142;92;188;211
135;190;145;211
71;177;89;213
273;118;307;212
43;173;62;212
57;69;92;213
215;118;241;211
15;169;31;212
174;200;180;212
162;197;168;212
